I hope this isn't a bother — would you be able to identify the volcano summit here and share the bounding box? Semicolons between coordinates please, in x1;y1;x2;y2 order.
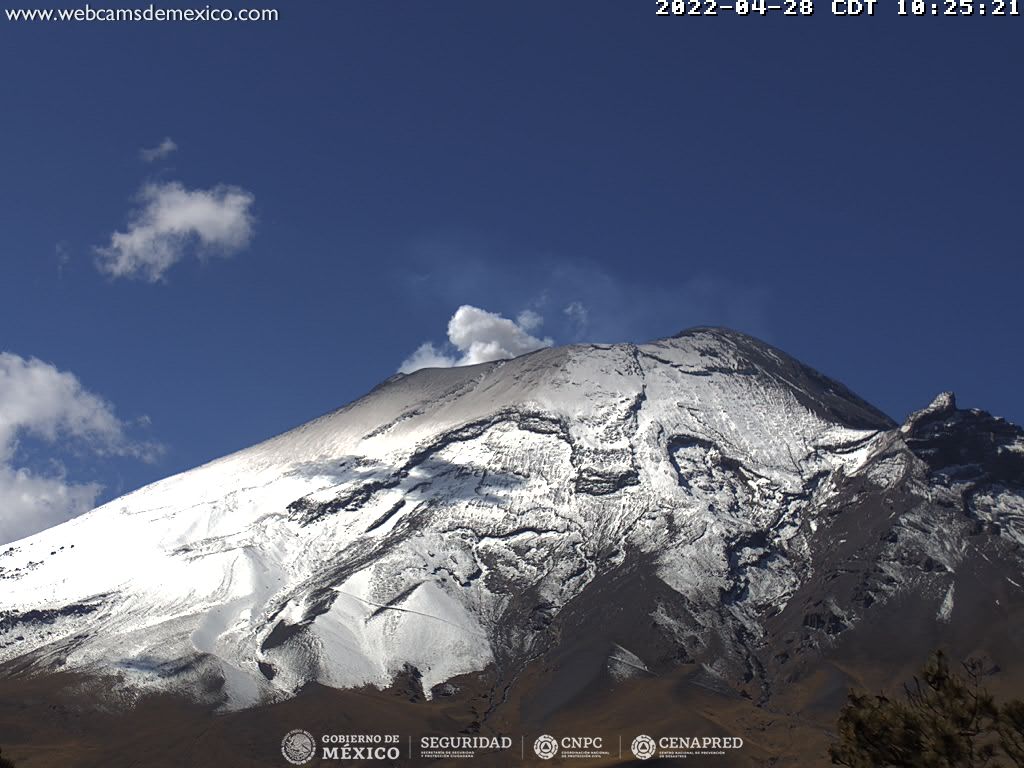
1;328;1022;759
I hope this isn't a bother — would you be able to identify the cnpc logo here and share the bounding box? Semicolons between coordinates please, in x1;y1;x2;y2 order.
533;734;605;759
533;735;558;760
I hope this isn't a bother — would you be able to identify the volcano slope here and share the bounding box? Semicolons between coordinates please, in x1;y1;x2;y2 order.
0;327;1021;766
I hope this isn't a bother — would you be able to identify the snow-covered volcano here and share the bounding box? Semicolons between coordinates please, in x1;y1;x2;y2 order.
1;328;1021;712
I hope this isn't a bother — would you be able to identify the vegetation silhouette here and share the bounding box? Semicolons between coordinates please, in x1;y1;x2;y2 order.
831;650;1024;767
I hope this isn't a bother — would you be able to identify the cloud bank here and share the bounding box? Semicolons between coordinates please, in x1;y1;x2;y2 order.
399;305;553;373
0;353;154;544
139;137;178;163
95;181;255;282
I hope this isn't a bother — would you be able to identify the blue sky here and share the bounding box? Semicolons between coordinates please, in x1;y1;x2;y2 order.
2;1;1022;540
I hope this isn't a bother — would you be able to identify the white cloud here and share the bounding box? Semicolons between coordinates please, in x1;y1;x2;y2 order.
448;306;552;365
0;353;131;461
399;305;553;373
139;137;178;163
95;181;255;282
399;342;458;373
0;353;154;544
516;309;543;332
0;466;101;546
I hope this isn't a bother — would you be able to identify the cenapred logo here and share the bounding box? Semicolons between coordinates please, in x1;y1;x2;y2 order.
631;734;657;760
281;729;317;765
630;734;744;760
533;734;559;760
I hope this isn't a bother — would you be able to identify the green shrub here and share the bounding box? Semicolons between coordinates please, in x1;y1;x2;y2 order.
830;651;1024;767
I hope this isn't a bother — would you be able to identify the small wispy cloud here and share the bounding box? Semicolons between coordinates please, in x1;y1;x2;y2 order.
139;137;178;163
0;352;159;544
399;305;553;373
516;309;543;332
563;301;589;337
397;237;772;348
95;181;256;282
55;242;71;279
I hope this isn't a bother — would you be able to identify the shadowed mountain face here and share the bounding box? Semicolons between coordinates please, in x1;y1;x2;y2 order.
1;328;1022;766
